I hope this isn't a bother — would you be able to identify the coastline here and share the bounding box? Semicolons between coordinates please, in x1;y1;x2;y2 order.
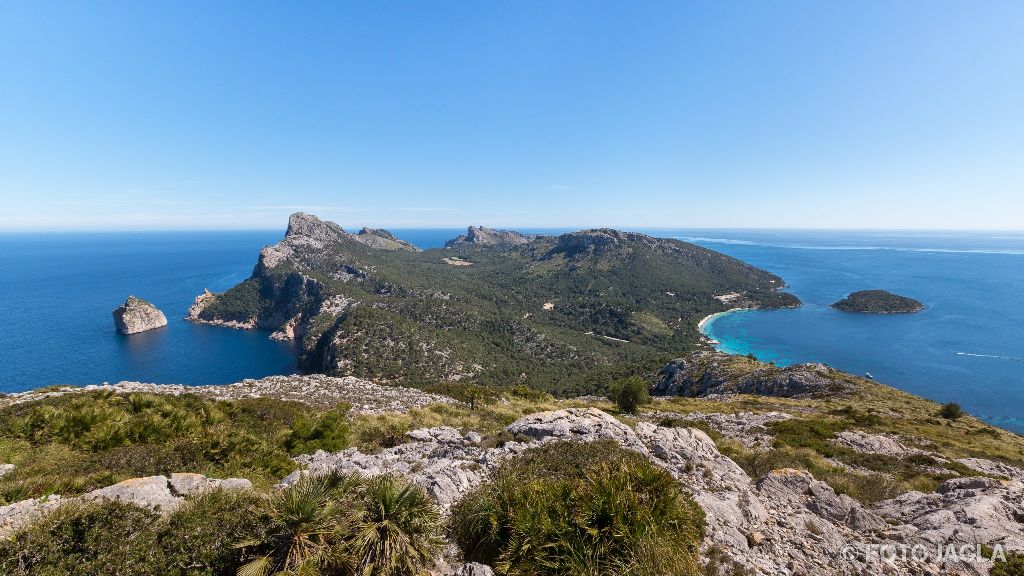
697;307;746;342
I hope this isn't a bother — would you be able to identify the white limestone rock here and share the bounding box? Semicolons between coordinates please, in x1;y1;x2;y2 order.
112;296;167;335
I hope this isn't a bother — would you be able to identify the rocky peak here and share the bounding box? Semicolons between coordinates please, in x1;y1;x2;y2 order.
551;228;659;257
284;212;348;243
444;226;535;248
354;227;420;252
112;296;168;335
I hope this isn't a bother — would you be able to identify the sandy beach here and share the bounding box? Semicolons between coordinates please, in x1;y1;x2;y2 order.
697;308;746;338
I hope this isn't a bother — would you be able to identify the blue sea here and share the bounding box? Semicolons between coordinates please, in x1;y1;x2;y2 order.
1;228;1022;432
681;230;1024;432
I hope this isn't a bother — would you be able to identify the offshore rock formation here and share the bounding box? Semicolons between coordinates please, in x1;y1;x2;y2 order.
653;351;859;399
288;407;1024;576
832;289;925;314
112;296;167;335
443;226;536;248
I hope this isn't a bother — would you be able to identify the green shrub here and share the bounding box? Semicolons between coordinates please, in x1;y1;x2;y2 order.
425;382;500;409
355;474;443;576
236;471;362;576
0;393;314;499
450;441;705;576
0;500;164;576
992;552;1024;576
767;418;846;456
939;402;964;420
607;376;651;414
235;472;442;576
161;488;269;576
285;403;352;454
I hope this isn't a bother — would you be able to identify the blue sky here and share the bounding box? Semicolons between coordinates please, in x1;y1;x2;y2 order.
1;1;1021;231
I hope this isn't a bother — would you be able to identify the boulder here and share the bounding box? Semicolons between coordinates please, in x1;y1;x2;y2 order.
168;472;252;496
82;475;181;511
505;408;647;453
0;495;62;538
833;430;925;457
112;296;167;335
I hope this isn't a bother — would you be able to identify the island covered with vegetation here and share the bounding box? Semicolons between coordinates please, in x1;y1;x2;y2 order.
831;289;925;314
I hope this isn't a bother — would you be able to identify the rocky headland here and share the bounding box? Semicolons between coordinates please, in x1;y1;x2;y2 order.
183;212;800;394
112;295;167;334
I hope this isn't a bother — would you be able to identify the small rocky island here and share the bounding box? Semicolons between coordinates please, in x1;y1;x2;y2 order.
832;289;924;314
112;296;168;334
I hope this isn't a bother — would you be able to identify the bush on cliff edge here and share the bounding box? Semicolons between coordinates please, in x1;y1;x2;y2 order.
449;440;705;576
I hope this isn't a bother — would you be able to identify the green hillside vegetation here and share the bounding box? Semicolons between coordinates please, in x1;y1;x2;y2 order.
4;355;1024;573
196;215;800;395
0;473;443;576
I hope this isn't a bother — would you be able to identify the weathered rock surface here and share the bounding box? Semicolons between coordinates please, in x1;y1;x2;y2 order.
646;409;792;448
654;351;858;398
0;473;249;538
959;457;1024;482
112;295;167;335
444;226;536;249
873;475;1024;551
287;407;1023;575
0;464;13;478
355;227;420;251
0;495;61;538
833;430;927;457
0;374;457;412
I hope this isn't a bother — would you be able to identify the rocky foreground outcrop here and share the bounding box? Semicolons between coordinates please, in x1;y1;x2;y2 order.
2;397;1019;574
288;408;1023;575
654;350;859;398
112;296;167;335
0;473;249;538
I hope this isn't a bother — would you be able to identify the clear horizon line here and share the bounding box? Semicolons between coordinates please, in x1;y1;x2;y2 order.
2;225;1024;234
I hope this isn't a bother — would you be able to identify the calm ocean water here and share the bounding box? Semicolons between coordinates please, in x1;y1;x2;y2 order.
1;228;1021;432
681;230;1024;432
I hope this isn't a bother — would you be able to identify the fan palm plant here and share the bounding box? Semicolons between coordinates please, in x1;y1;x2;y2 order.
353;474;442;576
236;471;361;576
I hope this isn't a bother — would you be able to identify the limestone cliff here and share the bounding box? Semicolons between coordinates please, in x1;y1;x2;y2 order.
112;296;167;335
443;226;536;248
